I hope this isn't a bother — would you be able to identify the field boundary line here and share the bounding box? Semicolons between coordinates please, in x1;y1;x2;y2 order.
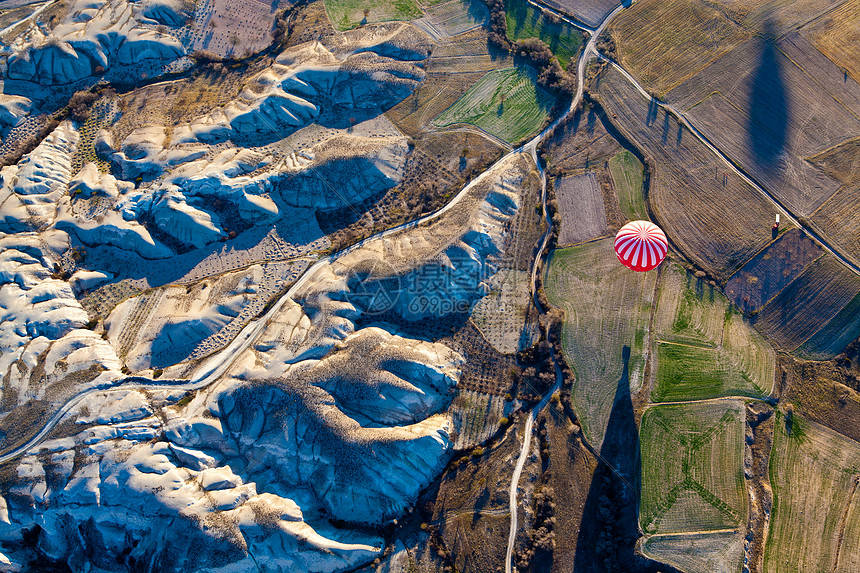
804;133;860;160
644;528;740;539
645;396;757;409
654;339;718;350
777;46;860;125
428;122;514;150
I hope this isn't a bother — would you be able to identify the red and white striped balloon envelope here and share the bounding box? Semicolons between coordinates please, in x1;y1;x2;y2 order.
614;220;667;272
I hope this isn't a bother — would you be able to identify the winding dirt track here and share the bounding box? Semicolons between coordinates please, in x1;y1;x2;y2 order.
507;4;634;571
3;4;830;573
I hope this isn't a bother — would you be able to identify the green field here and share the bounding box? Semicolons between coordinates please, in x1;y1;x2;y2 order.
608;150;646;221
652;261;774;402
765;414;860;572
324;0;423;30
654;343;767;402
640;401;746;538
432;66;555;144
504;0;583;67
544;239;656;449
643;530;744;573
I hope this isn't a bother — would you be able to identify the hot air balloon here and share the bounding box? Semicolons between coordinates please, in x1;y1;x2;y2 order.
614;220;667;272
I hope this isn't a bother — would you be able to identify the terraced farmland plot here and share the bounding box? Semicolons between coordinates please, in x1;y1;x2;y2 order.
724;229;822;314
544;239;657;449
652;260;777;402
653;342;770;402
797;290;860;359
421;28;512;74
386;72;489;135
754;254;860;353
664;35;860;218
777;32;860;119
809;144;860;266
184;0;290;58
450;389;508;449
539;106;624;195
609;0;751;97
555;173;608;246
470;269;534;354
504;0;583;67
807;0;860;84
728;0;854;37
655;261;726;347
839;481;860;572
415;0;488;37
432;66;555;144
644;530;744;573
765;415;860;573
608;150;646;221
640;401;746;538
324;0;423;30
593;67;776;279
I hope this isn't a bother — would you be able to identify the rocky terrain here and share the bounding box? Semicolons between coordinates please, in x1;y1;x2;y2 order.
0;1;544;568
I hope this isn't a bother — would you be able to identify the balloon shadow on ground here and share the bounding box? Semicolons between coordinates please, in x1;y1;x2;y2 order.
747;21;790;172
572;346;680;573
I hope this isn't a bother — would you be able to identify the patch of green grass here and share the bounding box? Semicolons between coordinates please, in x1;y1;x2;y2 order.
640;401;746;537
504;0;582;67
608;150;645;221
324;0;423;31
433;66;555;145
653;343;767;402
652;261;774;402
544;239;656;449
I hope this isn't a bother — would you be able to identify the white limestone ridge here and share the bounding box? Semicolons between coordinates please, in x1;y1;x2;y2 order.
0;19;541;572
5;0;185;85
172;40;425;145
0;121;78;231
0;234;122;407
0;96;31;135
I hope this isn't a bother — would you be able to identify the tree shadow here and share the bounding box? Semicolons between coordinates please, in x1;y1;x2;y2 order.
571;105;583;130
463;0;490;26
660;111;670;145
747;20;790;172
646;98;659;127
586;107;597;135
573;346;680;572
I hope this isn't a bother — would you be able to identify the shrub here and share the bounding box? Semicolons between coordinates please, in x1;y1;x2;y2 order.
68;90;99;122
